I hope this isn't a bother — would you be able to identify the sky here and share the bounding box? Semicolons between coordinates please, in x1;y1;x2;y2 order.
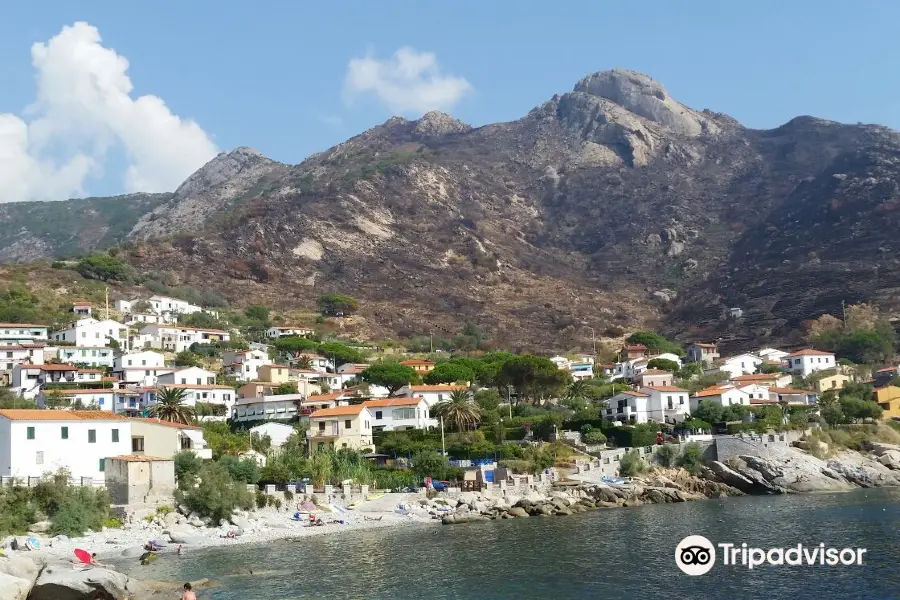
2;0;900;202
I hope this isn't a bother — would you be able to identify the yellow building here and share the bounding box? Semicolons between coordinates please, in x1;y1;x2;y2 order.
308;404;374;454
814;373;851;394
258;364;293;384
875;386;900;420
399;359;435;374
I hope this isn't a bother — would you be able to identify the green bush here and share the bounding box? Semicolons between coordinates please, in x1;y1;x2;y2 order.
217;455;261;484
52;486;111;537
0;486;36;535
103;517;123;529
583;429;607;445
497;459;532;474
605;423;658;448
411;450;449;480
255;490;267;509
174;451;204;489
155;505;173;515
654;444;679;468
283;489;294;502
176;462;254;523
618;450;646;477
676;442;704;474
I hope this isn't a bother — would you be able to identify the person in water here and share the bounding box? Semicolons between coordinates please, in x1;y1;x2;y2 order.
181;582;196;600
177;544;183;556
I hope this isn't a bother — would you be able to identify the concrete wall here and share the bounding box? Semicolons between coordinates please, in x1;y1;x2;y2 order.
106;458;175;506
130;421;179;458
713;430;806;461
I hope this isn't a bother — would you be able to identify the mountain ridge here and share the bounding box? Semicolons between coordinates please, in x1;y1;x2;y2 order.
3;69;900;350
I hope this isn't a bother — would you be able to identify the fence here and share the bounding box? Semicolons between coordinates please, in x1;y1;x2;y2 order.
1;475;104;488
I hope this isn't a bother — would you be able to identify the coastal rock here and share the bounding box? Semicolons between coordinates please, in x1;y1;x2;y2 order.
166;529;202;545
27;521;52;534
706;461;781;494
0;572;32;600
29;564;129;600
230;516;252;531
826;453;900;487
507;507;529;518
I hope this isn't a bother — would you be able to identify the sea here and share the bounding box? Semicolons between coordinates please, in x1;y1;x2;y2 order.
114;488;900;599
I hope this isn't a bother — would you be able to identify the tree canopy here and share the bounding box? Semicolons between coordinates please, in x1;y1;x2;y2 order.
75;253;134;283
626;332;684;357
647;358;680;373
423;362;475;385
317;294;359;317
361;363;419;394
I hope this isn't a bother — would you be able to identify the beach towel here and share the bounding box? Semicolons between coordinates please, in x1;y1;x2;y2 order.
300;500;317;512
25;537;40;550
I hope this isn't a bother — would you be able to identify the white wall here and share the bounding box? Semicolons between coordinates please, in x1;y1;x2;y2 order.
58;347;115;368
2;418;131;481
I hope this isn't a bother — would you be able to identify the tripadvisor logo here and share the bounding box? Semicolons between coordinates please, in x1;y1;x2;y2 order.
675;535;867;576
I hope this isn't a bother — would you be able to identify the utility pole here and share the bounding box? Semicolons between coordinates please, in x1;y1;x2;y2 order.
590;326;596;355
440;415;446;456
105;287;110;320
841;300;846;324
430;331;433;353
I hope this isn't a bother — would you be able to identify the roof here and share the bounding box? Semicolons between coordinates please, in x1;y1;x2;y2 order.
641;385;688;393
769;387;814;394
691;342;718;348
307;392;344;402
785;349;834;358
619;390;649;398
39;364;79;371
0;409;128;421
399;359;435;366
157;384;234;390
364;397;423;408
624;344;647;350
73;302;92;307
731;374;780;382
0;323;48;329
340;368;363;374
0;344;46;350
130;417;202;431
693;387;727;398
150;325;227;334
261;364;292;369
407;385;467;392
641;369;670;376
107;455;171;462
309;405;367;418
43;388;124;395
876;367;898;373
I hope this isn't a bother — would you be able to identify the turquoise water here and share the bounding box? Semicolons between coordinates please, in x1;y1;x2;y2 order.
116;488;900;599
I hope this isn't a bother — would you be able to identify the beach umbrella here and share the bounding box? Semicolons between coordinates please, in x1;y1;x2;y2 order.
74;549;92;565
25;537;40;550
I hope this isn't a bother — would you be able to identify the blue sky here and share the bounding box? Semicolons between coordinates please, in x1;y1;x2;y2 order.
2;0;900;200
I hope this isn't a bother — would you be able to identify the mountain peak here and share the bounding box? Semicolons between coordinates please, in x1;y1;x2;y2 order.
574;69;717;136
414;111;472;136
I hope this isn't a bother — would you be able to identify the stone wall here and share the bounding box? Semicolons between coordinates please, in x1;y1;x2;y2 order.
713;430;806;461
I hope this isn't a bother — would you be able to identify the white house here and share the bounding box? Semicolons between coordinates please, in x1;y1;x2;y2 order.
130;418;212;459
729;373;793;388
0;323;49;345
757;348;789;362
767;387;817;406
364;396;434;432
289;354;332;373
231;393;305;423
222;349;271;382
124;313;169;326
37;388;123;412
549;356;571;370
782;350;836;378
717;353;763;378
117;366;175;388
114;351;166;371
266;326;314;339
0;344;45;374
687;342;720;364
643;386;691;424
689;385;750;413
735;383;772;403
611;358;648;382
248;422;297;448
51;319;128;348
140;325;230;353
0;409;132;482
12;364;104;399
603;391;651;424
393;384;468;409
157;367;217;387
142;384;235;412
148;295;202;315
55;346;115;369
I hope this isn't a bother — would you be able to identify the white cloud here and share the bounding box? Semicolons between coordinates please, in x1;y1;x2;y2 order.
343;47;472;116
0;22;218;203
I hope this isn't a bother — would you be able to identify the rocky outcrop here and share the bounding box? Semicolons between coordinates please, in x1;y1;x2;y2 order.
28;564;130;600
0;555;41;600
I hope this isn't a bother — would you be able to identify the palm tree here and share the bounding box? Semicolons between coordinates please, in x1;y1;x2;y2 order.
149;387;196;424
433;389;481;431
565;380;592;405
295;355;315;370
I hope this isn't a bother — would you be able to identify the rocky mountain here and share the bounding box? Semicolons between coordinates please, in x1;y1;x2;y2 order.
7;69;900;350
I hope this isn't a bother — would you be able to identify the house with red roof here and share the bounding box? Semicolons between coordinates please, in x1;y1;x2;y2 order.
781;349;836;378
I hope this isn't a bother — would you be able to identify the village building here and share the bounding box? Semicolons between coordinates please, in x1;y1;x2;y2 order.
729;372;792;388
874;386;900;420
51;318;128;348
814;373;852;394
0;410;131;482
266;326;314;339
231;393;305;423
72;301;92;317
716;353;764;378
139;325;230;353
0;323;49;346
0;344;45;382
642;386;691;424
636;369;674;388
223;349;272;382
393;384;468;408
399;359;436;374
248;422;297;448
104;455;176;507
689;385;750;412
129;418;211;459
603;390;651;424
307;404;374;454
686;342;720;364
55;346;115;369
364;396;434;432
782;349;836;377
766;387;817;406
621;344;649;360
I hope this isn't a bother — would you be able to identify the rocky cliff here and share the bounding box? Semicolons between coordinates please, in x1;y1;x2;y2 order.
5;69;900;348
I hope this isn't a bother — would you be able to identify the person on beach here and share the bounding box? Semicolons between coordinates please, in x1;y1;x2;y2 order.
177;545;183;556
90;553;107;567
181;582;197;600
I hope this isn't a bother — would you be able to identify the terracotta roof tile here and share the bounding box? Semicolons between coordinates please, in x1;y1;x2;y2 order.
785;349;833;358
640;385;688;393
408;385;467;392
363;397;423;408
130;417;202;430
310;405;367;418
0;409;128;421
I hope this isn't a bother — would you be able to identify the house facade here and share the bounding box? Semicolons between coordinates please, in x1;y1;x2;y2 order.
307;405;374;454
689;386;750;413
0;323;49;345
129;418;212;459
364;397;434;432
0;344;45;375
223;349;272;382
603;391;651;424
814;373;851;394
56;346;115;368
157;367;217;387
717;353;764;378
636;369;674;388
767;387;817;406
687;342;720;364
399;359;435;374
874;386;900;420
642;386;691;424
140;325;230;353
231;393;306;423
394;384;467;408
782;350;836;377
0;410;131;482
52;319;128;348
266;326;314;338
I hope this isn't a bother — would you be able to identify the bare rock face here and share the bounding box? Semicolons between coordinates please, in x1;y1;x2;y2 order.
28;564;130;600
414;111;472;136
574;69;720;136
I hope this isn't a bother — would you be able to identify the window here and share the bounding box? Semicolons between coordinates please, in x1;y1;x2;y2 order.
88;429;96;443
99;397;105;406
180;378;186;384
394;407;417;420
364;420;370;429
99;459;105;472
318;422;325;432
26;427;35;440
127;359;133;366
5;352;11;358
111;429;119;442
344;419;352;429
375;411;383;420
61;426;68;439
36;451;43;465
141;359;146;366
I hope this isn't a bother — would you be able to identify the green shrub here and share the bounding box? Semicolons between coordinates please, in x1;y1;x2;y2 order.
155;505;173;515
266;495;276;508
676;442;704;474
618;450;646;477
583;429;607;445
177;462;254;523
103;517;123;529
255;490;267;509
51;486;111;537
654;444;679;468
174;451;204;489
411;450;449;480
283;490;294;502
273;498;282;510
143;515;154;522
0;486;36;535
497;459;532;473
